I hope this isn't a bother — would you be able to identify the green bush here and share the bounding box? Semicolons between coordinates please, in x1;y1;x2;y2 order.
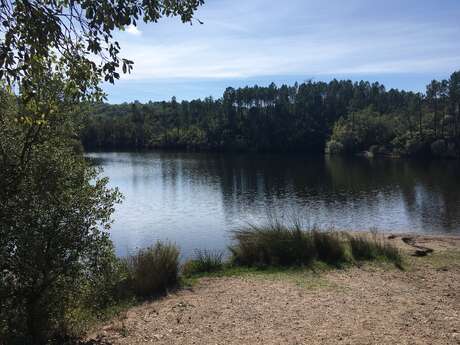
327;119;358;154
430;139;447;157
327;107;397;155
0;89;123;344
123;242;180;298
325;139;344;154
182;250;224;276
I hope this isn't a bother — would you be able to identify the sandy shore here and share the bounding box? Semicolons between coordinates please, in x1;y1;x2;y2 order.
89;234;460;345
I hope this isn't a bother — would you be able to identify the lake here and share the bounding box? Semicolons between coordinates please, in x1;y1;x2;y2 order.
87;152;460;258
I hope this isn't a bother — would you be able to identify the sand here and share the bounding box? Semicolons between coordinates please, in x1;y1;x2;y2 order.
89;234;460;345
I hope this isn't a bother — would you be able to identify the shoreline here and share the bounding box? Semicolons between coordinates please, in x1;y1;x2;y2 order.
84;148;460;161
88;233;460;345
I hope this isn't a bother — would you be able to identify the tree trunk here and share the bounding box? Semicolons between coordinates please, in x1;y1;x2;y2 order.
419;100;423;138
455;103;459;138
26;297;47;345
434;100;438;137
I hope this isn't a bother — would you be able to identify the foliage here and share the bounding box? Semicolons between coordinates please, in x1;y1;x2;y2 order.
326;107;396;155
123;242;180;298
325;139;345;155
0;86;123;344
182;250;224;276
1;1;203;343
54;248;130;340
0;0;204;99
430;139;448;157
81;72;460;157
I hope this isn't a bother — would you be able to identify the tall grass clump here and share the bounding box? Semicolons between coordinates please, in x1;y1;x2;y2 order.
229;221;316;267
349;233;403;268
312;230;348;266
123;242;180;298
182;249;224;276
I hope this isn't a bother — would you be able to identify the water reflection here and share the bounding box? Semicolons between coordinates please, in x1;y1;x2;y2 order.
87;152;460;257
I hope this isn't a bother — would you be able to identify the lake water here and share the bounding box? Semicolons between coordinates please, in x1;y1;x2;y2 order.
87;152;460;258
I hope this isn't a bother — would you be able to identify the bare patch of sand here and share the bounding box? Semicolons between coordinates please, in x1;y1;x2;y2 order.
90;235;460;345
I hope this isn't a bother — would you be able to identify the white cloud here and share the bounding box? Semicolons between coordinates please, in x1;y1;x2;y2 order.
125;25;142;36
113;0;460;81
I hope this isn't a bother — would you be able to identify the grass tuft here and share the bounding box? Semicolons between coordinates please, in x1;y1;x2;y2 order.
229;222;402;269
349;232;403;268
123;241;180;298
229;221;351;267
312;230;348;266
182;249;224;276
229;221;316;267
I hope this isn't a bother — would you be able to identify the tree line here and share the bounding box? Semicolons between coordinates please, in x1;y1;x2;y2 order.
81;71;460;158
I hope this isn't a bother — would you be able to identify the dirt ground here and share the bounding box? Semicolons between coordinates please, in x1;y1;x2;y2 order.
89;234;460;345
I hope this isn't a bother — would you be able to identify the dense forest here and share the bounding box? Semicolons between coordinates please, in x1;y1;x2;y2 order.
81;71;460;158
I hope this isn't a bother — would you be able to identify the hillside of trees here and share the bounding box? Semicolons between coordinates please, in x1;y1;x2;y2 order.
81;71;460;158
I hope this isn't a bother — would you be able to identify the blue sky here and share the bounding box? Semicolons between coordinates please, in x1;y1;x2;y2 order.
104;0;460;103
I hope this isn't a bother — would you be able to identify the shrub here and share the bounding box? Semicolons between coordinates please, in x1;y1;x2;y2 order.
403;135;427;156
123;242;180;298
326;107;397;156
349;233;402;268
368;144;379;156
327;119;357;154
325;139;344;154
182;250;224;276
430;139;447;157
54;249;129;340
0;86;123;344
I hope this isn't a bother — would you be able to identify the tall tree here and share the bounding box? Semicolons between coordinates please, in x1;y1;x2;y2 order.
427;80;441;137
0;1;204;343
448;72;460;137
